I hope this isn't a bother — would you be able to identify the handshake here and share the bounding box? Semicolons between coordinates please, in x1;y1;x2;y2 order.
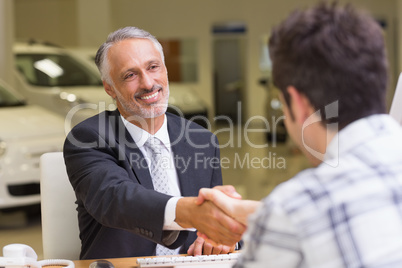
175;185;261;255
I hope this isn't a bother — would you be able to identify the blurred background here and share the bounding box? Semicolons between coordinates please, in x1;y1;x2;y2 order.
0;0;401;259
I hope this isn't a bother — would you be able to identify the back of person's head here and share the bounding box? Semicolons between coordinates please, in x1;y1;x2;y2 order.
269;1;388;130
95;26;164;85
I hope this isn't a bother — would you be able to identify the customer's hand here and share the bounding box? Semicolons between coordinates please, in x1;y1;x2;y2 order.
187;236;235;256
196;185;242;204
196;185;262;225
175;197;245;246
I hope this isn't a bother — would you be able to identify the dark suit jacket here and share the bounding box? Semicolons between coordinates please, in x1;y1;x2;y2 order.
63;110;222;259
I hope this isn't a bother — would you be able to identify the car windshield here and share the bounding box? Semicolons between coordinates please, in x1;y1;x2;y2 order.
0;84;25;107
15;53;103;87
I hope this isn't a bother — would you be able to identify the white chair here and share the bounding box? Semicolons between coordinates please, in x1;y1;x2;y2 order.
40;152;80;260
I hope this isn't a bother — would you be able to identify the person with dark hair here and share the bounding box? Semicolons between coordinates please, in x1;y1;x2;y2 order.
63;26;244;259
196;2;402;267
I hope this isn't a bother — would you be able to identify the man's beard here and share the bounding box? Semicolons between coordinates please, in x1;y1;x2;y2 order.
114;84;169;120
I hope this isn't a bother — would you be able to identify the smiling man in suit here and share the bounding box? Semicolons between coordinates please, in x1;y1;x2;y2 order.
63;26;244;259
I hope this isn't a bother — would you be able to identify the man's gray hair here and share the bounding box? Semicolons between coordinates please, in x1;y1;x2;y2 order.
95;26;165;85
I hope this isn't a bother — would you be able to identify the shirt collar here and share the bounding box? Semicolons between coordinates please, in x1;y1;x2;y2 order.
121;114;171;152
325;114;397;162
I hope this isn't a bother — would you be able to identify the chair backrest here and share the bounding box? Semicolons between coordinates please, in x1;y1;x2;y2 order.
40;152;80;260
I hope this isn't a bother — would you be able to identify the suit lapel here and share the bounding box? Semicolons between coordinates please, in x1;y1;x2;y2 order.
109;111;200;194
109;110;154;190
167;114;199;197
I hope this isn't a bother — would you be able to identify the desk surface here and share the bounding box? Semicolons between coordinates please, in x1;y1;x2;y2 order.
73;256;144;268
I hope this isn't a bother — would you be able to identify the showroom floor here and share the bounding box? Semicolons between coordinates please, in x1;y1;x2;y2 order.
0;125;311;260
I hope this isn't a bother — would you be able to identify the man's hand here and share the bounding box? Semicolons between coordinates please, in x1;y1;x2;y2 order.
196;185;242;204
187;237;235;256
196;185;262;225
175;197;245;246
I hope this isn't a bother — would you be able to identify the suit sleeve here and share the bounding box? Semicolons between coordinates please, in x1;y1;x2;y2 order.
63;123;172;245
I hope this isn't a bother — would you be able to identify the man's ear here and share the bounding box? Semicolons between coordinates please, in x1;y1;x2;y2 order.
103;81;116;99
286;86;313;124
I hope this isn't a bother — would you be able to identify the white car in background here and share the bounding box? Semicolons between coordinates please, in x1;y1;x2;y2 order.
0;79;65;210
13;41;115;127
68;47;209;128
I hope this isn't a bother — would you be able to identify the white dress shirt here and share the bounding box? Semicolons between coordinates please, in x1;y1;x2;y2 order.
121;115;187;231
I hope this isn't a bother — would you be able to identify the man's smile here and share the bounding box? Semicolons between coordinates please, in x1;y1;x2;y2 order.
138;89;162;103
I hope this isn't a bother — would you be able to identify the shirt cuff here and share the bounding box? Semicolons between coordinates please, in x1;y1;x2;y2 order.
164;196;196;231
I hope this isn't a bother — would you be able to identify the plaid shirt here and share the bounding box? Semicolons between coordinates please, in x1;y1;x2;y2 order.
235;115;402;268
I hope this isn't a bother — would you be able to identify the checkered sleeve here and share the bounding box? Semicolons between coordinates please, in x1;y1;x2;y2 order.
234;198;305;268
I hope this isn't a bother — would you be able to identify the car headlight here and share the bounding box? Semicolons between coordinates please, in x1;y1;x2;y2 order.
59;92;86;106
0;139;6;157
